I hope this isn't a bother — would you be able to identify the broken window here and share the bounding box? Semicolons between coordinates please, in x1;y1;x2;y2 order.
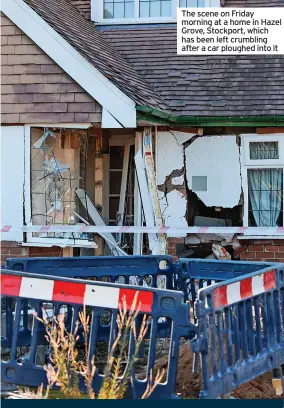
242;135;284;227
28;127;96;244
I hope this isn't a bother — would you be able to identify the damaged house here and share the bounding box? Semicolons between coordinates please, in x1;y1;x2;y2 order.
1;0;284;263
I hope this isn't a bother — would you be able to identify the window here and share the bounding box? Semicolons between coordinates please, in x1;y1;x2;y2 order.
93;0;220;24
104;0;134;18
25;126;97;246
249;141;279;160
140;0;172;18
242;135;284;227
180;0;205;6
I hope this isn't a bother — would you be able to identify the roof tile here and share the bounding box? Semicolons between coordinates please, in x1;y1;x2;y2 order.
24;0;168;112
102;25;284;117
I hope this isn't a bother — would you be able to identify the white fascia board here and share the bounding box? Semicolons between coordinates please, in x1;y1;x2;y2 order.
1;0;136;128
102;109;123;128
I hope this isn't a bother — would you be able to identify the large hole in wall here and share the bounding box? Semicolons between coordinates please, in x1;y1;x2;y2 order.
173;188;243;259
187;190;242;227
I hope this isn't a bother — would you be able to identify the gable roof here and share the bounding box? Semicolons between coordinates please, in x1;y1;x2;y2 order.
4;0;284;124
67;0;284;121
23;0;167;114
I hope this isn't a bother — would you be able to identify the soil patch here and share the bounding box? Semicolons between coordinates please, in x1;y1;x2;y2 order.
154;343;282;399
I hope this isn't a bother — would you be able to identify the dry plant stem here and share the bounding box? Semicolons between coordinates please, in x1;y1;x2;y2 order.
32;294;165;400
78;307;96;399
141;369;166;399
98;293;148;399
38;313;81;398
7;384;50;400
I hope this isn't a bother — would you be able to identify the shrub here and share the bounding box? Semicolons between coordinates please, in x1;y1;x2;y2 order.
7;292;164;400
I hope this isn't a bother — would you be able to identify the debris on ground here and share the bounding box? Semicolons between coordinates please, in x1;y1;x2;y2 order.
212;244;231;260
154;342;282;399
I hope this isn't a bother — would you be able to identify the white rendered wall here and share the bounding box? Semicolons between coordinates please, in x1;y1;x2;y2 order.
1;126;25;241
185;135;241;208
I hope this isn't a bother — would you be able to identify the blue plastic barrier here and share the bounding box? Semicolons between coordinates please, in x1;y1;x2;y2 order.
5;255;186;293
1;269;195;399
3;257;276;345
191;264;284;399
2;258;284;399
179;259;276;312
2;256;188;347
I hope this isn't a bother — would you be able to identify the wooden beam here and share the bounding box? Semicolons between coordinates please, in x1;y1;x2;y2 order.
76;189;127;256
133;132;143;255
118;142;131;242
94;134;104;255
63;247;73;257
102;154;110;224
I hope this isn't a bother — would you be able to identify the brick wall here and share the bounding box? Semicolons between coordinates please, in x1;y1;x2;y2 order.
1;241;62;266
1;13;102;124
167;238;185;257
235;240;284;263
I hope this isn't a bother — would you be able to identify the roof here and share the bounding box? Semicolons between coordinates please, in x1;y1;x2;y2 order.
68;0;91;19
102;26;284;117
23;0;168;112
22;0;284;120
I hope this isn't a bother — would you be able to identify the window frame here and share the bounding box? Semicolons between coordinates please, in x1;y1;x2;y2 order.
24;124;97;248
91;0;220;25
241;134;284;228
242;134;284;166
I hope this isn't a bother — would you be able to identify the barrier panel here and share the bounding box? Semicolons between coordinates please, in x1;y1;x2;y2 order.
2;256;188;347
1;269;195;399
5;255;186;292
3;257;275;346
2;260;284;399
179;259;276;315
191;264;284;399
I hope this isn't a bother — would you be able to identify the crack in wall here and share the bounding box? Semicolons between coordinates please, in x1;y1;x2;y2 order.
158;167;185;193
157;132;203;228
159;132;201;194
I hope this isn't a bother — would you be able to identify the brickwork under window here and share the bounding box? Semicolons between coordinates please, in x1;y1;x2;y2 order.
1;241;62;266
235;240;284;263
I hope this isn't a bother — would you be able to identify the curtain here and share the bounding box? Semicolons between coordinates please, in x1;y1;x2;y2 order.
248;169;282;227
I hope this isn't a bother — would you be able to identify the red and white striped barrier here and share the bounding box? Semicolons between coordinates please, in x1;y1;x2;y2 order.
1;225;284;235
1;274;153;313
213;270;276;309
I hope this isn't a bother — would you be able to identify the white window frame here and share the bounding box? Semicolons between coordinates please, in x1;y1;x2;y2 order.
92;0;220;25
241;133;284;228
24;124;97;248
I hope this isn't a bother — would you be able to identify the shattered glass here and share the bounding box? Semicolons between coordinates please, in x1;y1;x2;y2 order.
30;127;92;241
